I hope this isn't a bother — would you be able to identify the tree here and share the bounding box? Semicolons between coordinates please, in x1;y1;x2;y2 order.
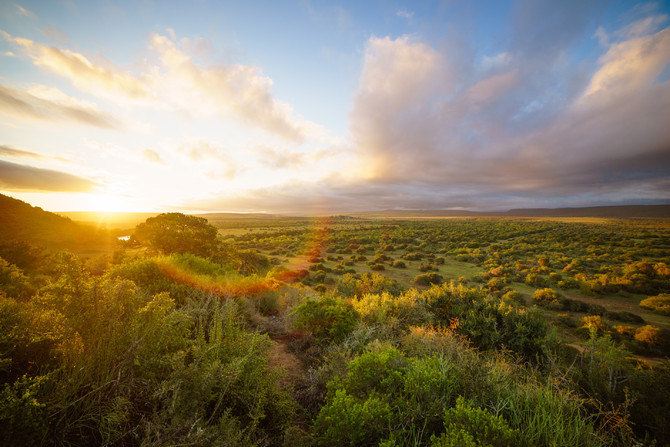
134;213;218;256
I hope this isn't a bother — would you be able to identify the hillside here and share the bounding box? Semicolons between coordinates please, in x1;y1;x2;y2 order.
0;194;110;251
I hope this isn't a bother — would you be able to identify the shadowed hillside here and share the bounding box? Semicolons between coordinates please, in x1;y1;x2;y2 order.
0;194;111;251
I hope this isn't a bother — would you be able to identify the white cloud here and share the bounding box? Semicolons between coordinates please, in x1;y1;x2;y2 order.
0;83;120;128
2;31;149;100
149;33;310;143
480;52;512;70
14;3;35;19
396;9;414;20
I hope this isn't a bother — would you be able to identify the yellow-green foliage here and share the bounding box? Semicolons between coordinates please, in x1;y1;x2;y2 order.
0;255;294;446
639;294;670;316
0;257;33;300
352;291;431;327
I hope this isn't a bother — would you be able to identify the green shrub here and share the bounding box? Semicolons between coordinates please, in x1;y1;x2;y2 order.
501;290;524;305
580;315;608;335
292;296;358;342
0;257;33;300
431;397;521;447
352;292;432;328
532;288;560;307
313;389;392;447
314;341;603;447
414;273;444;286
336;272;403;297
314;345;463;445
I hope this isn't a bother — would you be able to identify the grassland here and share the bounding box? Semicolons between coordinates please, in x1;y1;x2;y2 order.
4;199;670;446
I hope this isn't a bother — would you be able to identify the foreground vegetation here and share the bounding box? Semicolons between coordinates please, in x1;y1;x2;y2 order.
1;196;669;446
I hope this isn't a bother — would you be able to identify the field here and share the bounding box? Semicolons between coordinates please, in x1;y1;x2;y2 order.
2;197;670;446
218;216;670;349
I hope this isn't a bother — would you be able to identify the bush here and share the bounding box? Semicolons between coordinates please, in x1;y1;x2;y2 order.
431;397;521;447
634;325;670;355
352;292;432;328
532;288;560;306
336;272;403;298
501;290;525;305
639;294;670;316
313;389;392;447
419;263;436;272
313;345;462;446
604;310;644;324
314;341;603;447
292;297;358;342
580;315;608;335
414;273;444;286
0;261;295;446
0;258;33;300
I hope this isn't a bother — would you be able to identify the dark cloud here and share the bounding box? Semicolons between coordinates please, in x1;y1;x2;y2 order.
344;8;670;210
0;84;119;128
0;159;95;192
0;144;44;159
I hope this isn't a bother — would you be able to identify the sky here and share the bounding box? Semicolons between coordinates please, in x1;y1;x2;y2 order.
0;0;669;213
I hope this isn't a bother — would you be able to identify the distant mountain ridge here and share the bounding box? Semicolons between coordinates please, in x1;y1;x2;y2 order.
503;205;670;218
349;204;670;218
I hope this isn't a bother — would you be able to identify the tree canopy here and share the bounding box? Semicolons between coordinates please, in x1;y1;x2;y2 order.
134;213;218;256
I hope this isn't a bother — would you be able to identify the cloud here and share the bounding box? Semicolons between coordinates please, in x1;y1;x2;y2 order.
580;27;670;99
396;9;414;20
0;84;120;128
0;159;95;192
351;36;446;179
0;144;44;159
255;146;306;169
14;3;35;19
149;33;310;143
3;30;327;143
344;16;670;209
511;0;600;60
480;52;512;71
41;26;69;45
181;141;237;179
467;70;519;104
2;31;148;100
143;148;163;163
619;14;668;38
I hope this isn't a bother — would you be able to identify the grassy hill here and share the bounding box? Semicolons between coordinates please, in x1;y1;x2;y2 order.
0;194;111;252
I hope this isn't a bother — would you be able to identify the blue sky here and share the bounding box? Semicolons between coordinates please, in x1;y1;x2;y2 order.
0;0;669;212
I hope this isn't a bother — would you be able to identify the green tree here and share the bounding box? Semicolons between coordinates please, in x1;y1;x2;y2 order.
134;213;218;256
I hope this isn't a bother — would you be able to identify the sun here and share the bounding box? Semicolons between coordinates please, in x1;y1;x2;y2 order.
84;193;131;213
